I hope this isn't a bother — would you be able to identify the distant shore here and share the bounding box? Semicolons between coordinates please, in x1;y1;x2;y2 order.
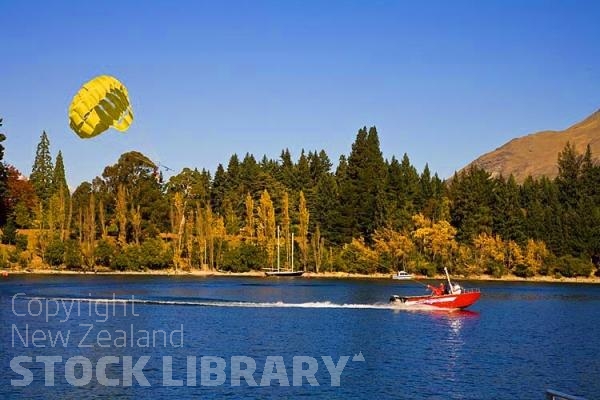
3;268;600;284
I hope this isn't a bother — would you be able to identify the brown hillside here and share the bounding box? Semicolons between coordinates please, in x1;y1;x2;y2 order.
462;109;600;183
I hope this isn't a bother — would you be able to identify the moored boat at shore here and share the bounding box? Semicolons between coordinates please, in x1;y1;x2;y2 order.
392;270;413;280
264;228;304;277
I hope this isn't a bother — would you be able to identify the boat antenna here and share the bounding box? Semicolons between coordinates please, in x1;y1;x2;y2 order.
444;267;453;294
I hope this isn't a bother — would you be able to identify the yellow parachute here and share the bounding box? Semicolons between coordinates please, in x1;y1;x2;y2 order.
68;75;133;138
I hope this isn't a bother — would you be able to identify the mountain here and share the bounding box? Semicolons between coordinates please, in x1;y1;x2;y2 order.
461;109;600;183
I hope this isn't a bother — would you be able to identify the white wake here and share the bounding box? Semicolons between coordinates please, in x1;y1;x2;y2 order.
25;296;442;311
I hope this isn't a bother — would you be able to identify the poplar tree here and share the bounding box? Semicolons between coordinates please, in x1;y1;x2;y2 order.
258;189;276;267
204;204;215;269
52;151;68;195
116;184;128;246
0;118;8;225
281;191;291;266
50;151;70;240
311;225;325;273
243;193;254;239
297;190;310;270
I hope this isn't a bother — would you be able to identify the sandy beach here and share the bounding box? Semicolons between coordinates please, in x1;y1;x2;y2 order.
3;268;599;284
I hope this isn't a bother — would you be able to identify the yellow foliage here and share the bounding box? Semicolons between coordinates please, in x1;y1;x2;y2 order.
373;227;414;269
243;193;254;238
212;216;226;238
455;244;483;275
411;214;457;263
505;240;524;271
345;237;379;273
258;189;276;267
524;239;549;275
473;233;505;263
297;191;310;269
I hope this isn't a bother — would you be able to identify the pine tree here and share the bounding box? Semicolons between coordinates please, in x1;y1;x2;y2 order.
313;173;343;243
419;163;433;209
296;150;311;191
211;164;227;213
240;153;260;197
448;166;494;242
556;142;582;208
51;150;70;240
226;154;240;182
30;131;54;203
492;175;525;244
339;126;386;242
385;154;420;230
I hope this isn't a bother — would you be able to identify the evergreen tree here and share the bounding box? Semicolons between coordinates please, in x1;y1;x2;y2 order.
211;164;227;213
240;153;260;197
309;150;332;184
385;154;419;230
295;150;311;191
313;173;343;243
492;175;525;244
398;153;420;208
448;166;494;242
339;127;386;241
226;154;241;192
556;142;582;208
277;149;295;187
419;163;433;209
30;131;54;203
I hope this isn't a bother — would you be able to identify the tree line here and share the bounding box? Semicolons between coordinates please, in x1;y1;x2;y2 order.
1;121;599;278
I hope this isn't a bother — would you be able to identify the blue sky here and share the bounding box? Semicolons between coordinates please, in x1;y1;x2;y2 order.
1;0;599;187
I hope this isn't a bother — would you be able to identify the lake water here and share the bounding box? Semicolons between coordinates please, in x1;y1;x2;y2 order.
1;275;599;399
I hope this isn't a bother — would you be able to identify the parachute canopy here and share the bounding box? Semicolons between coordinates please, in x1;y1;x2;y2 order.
68;75;133;139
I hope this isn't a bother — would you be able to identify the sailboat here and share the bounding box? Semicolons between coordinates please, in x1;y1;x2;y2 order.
264;227;304;277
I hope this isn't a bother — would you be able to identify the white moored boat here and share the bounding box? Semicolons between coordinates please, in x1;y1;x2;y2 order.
392;270;413;280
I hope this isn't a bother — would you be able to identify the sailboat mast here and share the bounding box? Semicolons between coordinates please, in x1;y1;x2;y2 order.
291;232;294;272
277;225;280;272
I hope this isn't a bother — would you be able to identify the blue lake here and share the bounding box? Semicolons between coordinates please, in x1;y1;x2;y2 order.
1;275;599;399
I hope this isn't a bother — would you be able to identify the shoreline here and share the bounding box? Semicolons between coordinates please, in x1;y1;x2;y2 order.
2;268;600;284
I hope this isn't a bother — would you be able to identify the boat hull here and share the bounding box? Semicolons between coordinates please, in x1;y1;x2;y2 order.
392;275;413;280
390;291;480;309
264;270;304;277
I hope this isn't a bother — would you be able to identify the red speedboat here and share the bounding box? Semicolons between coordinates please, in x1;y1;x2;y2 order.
389;268;481;310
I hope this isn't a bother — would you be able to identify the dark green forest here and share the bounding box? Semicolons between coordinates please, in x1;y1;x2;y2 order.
1;120;599;278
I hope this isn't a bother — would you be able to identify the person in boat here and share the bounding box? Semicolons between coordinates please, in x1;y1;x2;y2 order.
444;283;450;294
427;283;445;296
452;283;462;294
